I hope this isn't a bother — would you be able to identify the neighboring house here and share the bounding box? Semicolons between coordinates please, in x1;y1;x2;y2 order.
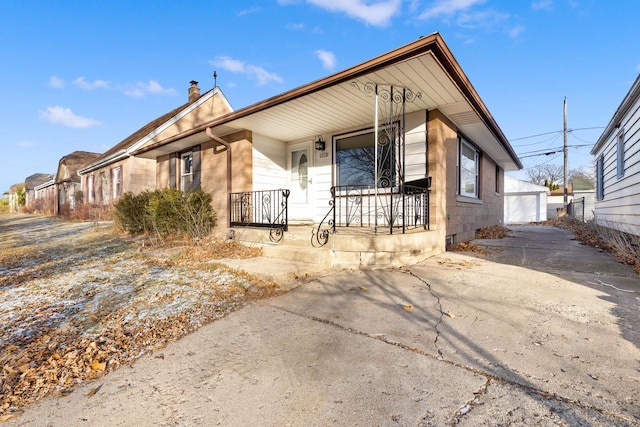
132;33;522;267
24;173;53;208
504;176;549;224
570;177;595;221
591;74;640;236
547;187;573;219
54;151;101;215
78;81;233;205
34;177;56;215
7;183;22;213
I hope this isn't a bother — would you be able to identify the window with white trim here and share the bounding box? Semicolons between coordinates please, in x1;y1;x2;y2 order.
616;131;625;178
88;175;95;203
180;152;193;192
458;137;479;198
113;167;122;199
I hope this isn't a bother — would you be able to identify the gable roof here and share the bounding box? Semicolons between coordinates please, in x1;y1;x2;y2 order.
25;173;53;189
134;33;522;171
78;87;232;174
592;74;640;154
55;151;101;183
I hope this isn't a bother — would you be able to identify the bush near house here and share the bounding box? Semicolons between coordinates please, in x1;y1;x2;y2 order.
0;200;9;214
115;188;216;239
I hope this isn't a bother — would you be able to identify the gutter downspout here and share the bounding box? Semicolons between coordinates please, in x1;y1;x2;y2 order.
205;127;232;228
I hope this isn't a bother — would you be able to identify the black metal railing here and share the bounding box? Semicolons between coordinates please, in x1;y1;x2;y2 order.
230;189;290;242
312;184;430;247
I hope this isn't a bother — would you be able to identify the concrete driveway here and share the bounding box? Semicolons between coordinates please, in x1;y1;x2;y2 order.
8;225;640;426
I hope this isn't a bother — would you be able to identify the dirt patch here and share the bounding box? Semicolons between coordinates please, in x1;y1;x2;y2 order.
0;214;283;419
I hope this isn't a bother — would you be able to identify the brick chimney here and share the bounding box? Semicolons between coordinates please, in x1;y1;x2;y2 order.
188;80;200;103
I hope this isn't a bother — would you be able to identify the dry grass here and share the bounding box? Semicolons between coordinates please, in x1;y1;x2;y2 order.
0;215;281;418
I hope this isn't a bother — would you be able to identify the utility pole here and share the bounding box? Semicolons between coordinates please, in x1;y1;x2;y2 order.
563;97;568;206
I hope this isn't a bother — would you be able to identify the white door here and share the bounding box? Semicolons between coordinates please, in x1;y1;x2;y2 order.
288;142;312;221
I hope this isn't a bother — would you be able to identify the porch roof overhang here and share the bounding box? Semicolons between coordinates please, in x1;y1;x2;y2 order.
134;33;522;171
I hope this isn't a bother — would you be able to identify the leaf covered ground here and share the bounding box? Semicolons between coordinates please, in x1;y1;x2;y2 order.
0;215;283;419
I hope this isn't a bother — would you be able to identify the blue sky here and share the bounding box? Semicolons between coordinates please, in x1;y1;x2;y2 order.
1;0;639;193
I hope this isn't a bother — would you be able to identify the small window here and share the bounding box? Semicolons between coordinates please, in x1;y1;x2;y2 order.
596;155;605;200
495;164;500;193
458;137;479;198
181;152;193;192
616;131;625;178
100;172;109;204
88;175;95;203
113;167;122;198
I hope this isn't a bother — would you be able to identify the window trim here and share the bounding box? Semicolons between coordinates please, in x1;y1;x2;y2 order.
458;136;480;199
616;130;625;179
180;151;194;192
88;175;94;203
112;166;122;199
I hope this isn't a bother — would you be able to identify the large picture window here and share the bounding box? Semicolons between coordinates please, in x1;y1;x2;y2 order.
180;152;193;192
458;137;479;198
335;129;396;188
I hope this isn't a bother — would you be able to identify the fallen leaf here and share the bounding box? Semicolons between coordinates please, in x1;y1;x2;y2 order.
91;360;106;371
402;304;413;311
86;384;103;397
359;286;367;292
446;311;456;318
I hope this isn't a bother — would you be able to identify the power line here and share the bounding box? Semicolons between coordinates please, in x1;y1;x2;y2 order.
510;126;605;142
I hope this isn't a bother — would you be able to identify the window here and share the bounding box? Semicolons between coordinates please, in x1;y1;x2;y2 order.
100;172;109;204
596;155;604;200
88;175;94;203
616;131;625;178
335;129;396;188
112;167;122;199
180;152;193;192
458;137;479;198
495;164;500;193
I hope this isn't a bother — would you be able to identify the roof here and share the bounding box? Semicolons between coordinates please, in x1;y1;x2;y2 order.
25;173;53;189
79;87;232;174
55;151;101;183
133;33;522;171
504;176;550;194
591;73;640;154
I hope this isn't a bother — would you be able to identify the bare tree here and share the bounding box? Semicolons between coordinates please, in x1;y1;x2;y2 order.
526;164;564;187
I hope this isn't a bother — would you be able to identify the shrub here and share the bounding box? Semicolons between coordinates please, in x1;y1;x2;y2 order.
114;188;216;239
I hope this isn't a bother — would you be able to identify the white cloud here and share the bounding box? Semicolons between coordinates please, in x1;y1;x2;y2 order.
286;23;305;30
122;80;176;98
238;6;261;16
457;9;509;30
40;106;101;128
48;76;64;89
73;76;109;90
531;0;553;11
315;49;337;70
418;0;485;20
210;56;283;86
508;25;525;39
16;140;38;148
306;0;401;26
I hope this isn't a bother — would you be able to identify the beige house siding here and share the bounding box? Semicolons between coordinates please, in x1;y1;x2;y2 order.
156;130;253;235
428;109;504;245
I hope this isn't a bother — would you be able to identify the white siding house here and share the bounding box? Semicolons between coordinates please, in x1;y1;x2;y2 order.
504;176;549;224
591;74;640;236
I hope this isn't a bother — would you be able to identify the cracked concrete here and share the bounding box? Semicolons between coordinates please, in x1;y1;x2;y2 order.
7;225;640;426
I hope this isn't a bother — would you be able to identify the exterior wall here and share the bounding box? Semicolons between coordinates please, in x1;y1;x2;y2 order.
82;157;156;205
146;91;233;147
593;94;640;236
504;177;549;224
429;109;505;244
252;133;287;191
156;130;253;236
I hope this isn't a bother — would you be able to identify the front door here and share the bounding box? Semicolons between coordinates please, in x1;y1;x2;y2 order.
288;142;312;221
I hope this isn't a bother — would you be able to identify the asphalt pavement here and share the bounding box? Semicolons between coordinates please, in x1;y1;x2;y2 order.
8;225;640;426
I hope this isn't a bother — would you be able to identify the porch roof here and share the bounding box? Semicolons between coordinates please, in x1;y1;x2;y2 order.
134;33;522;171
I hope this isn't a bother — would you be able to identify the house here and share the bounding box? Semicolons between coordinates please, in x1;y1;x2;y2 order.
78;81;233;205
504;176;549;224
7;183;23;213
24;173;53;209
569;177;595;222
33;177;56;215
591;74;640;236
547;186;573;219
54;151;101;215
131;33;522;267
